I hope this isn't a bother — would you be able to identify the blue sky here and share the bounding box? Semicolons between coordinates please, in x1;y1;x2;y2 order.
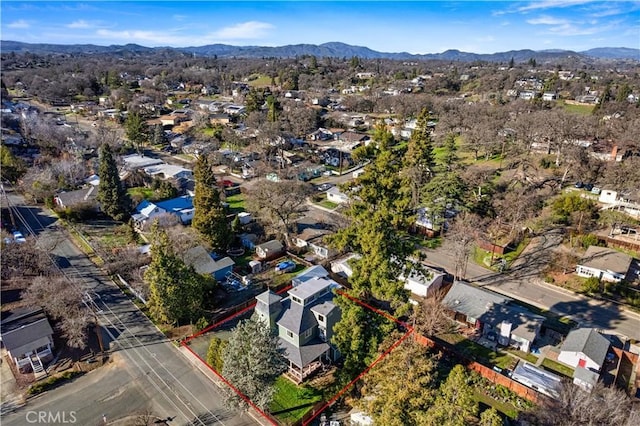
2;1;639;53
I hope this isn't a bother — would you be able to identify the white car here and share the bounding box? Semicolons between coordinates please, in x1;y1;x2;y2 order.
12;231;26;243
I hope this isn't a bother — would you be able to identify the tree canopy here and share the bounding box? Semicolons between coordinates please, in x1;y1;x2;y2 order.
96;143;131;221
221;317;287;410
192;154;230;251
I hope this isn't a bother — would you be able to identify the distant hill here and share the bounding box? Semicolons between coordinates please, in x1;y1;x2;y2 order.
1;40;638;62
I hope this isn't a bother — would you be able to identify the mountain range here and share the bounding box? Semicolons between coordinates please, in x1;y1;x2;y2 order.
2;40;638;62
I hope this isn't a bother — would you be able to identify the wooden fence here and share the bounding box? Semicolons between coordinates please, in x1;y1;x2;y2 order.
414;333;546;404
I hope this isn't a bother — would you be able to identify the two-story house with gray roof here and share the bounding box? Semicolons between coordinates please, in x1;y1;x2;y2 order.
254;276;341;383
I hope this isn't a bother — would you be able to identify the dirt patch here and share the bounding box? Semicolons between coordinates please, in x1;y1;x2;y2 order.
544;271;584;292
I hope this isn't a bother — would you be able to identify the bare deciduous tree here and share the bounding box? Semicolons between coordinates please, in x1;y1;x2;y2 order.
524;381;639;426
245;179;312;245
411;290;453;337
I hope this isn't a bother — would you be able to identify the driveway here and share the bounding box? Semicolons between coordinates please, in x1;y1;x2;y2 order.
0;350;24;416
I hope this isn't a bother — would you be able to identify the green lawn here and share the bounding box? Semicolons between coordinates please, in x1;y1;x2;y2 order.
247;74;275;87
318;200;338;210
225;193;246;213
128;187;154;200
270;262;307;288
269;376;323;425
505;348;538;364
473;391;519;420
562;102;595;115
438;333;516;370
541;358;574;378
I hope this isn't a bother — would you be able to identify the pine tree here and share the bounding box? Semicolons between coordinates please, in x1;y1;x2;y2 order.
403;108;436;208
221;317;286;410
192;155;230;252
97;143;131;221
125;112;148;154
144;224;208;325
425;364;478;425
206;337;228;372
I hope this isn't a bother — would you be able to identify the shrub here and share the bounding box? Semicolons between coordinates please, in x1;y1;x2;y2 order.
583;277;601;294
194;316;209;332
580;234;601;249
27;371;83;395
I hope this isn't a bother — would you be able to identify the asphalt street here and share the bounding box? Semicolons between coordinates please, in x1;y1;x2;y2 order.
423;231;640;340
1;187;257;426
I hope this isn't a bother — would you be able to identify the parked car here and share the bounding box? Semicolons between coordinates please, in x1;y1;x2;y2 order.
584;183;594;191
316;183;334;192
275;260;296;274
12;231;26;243
574;181;584;188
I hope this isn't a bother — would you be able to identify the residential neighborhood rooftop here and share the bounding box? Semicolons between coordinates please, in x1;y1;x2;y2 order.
561;328;610;368
578;246;633;275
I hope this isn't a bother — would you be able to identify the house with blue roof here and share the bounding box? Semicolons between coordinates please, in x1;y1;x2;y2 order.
132;195;195;228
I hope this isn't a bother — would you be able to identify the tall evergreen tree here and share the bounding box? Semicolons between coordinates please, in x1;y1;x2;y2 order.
221;317;286;410
424;364;478;426
144;223;209;325
125;112;148;154
97;143;131;221
403;108;436;208
192;155;230;252
330;125;417;385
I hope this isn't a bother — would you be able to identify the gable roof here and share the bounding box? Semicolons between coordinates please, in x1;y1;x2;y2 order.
256;239;284;253
55;186;97;207
293;265;330;286
155;195;194;214
1;308;53;354
183;246;235;275
184;246;218;275
256;290;283;306
578;246;632;275
561;328;610;366
442;281;511;320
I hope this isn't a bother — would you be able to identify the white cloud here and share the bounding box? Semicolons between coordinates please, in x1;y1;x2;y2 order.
96;29;188;45
214;21;274;39
173;14;187;21
527;16;570;25
517;0;595;13
7;20;30;29
67;20;90;29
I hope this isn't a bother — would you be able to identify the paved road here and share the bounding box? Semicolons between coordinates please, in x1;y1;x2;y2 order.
1;187;257;426
423;231;640;340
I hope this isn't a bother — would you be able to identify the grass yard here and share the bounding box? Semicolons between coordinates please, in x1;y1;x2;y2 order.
318;199;338;210
438;333;516;370
225;193;246;213
505;348;538;364
128;186;154;200
269;262;307;289
247;74;275;87
269;376;323;425
541;358;574;378
473;391;519;420
562;102;595;115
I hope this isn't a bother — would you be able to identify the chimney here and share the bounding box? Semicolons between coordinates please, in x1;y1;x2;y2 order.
610;145;618;161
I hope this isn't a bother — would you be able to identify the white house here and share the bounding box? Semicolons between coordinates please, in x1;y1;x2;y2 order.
330;253;361;279
143;163;193;180
575;246;632;283
399;266;446;298
326;186;349;204
558;328;610;372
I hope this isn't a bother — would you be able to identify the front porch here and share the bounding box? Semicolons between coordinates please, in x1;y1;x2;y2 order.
284;360;324;384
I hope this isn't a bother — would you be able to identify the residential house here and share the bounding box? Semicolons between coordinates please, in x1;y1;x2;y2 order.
542;92;557;101
558;328;610;372
143;163;193;181
575;246;632;283
573;366;600;391
442;281;544;353
53;186;99;210
326;186;349;204
132;195;195;228
399;265;446;298
292;228;336;260
183;245;235;282
330;253;360;279
209;113;231;126
0;308;54;373
519;91;537;101
122;154;164;171
292;265;330;287
255;239;285;260
599;189;640;219
337;131;370;145
254;275;341;383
